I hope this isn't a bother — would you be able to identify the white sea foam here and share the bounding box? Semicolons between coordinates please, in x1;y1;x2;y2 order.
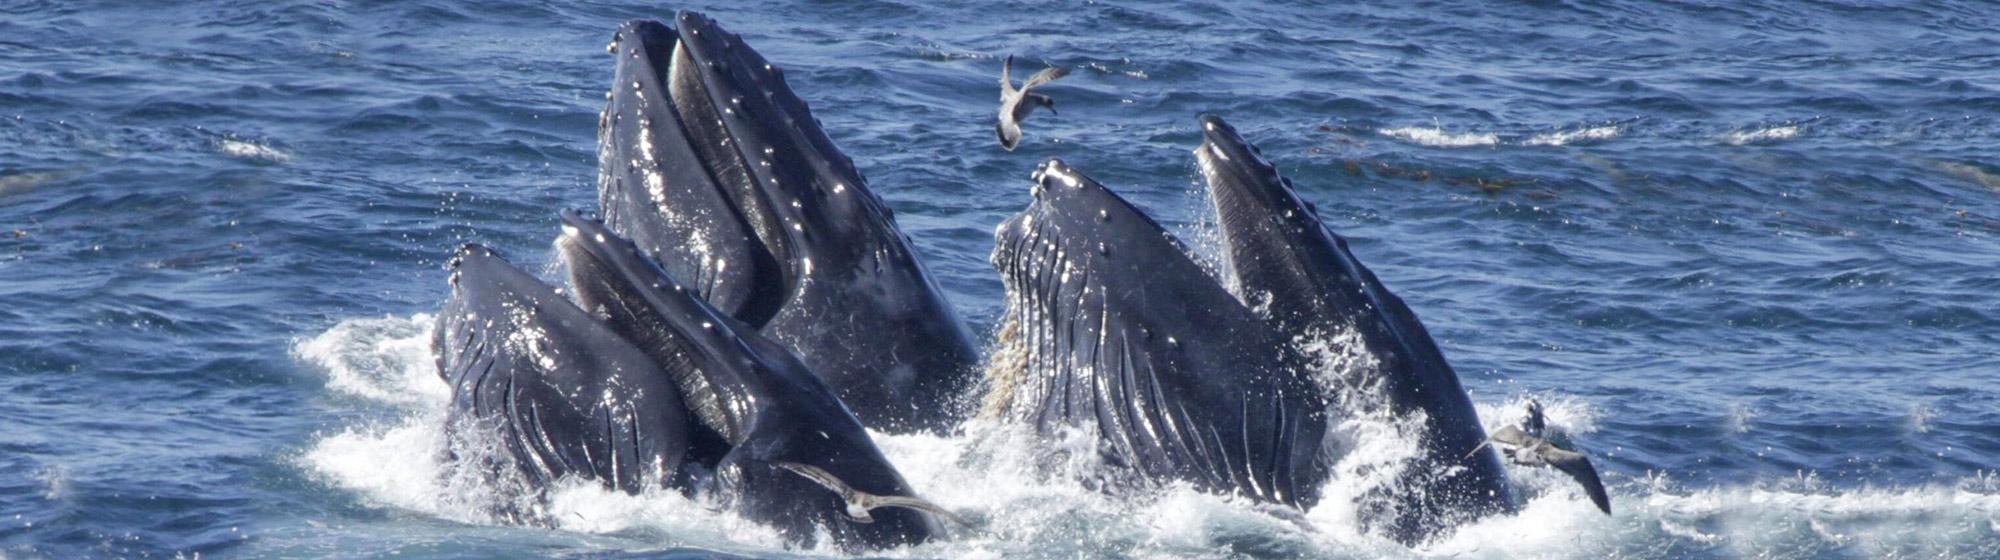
1721;125;1802;146
300;314;2000;558
219;138;291;162
38;465;70;502
293;314;447;407
1379;125;1499;148
1475;392;1598;435
1524;125;1620;146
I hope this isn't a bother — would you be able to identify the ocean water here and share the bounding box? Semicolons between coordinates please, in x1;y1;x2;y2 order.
4;0;2000;557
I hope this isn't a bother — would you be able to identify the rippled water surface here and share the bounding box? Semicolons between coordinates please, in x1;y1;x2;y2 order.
4;1;2000;558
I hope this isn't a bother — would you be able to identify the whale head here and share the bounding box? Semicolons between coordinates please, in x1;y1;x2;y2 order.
596;13;978;433
555;210;943;549
988;158;1331;508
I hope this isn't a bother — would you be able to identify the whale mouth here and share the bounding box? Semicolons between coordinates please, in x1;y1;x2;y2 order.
1193;114;1519;542
600;13;980;434
988;159;1330;508
554;209;762;447
554;210;946;546
600;11;845;329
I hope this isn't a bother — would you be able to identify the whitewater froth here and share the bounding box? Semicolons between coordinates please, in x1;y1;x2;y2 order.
297;314;2000;558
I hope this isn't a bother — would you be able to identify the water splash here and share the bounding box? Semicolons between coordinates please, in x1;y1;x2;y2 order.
1524;125;1620;147
218;138;291;162
1720;124;1803;146
301;315;2000;558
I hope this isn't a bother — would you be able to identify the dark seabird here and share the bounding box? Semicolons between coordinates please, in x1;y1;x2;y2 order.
776;462;970;526
1471;401;1613;514
996;55;1071;151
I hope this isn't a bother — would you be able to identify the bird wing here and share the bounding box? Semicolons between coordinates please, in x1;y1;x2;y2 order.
999;55;1015;96
1487;425;1535;447
1545;447;1612;515
1022;66;1071;90
871;494;972;527
775;462;853;496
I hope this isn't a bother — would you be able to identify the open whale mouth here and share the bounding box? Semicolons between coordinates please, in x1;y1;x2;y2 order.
600;13;980;434
599;11;860;328
553;208;770;448
989;159;1330;508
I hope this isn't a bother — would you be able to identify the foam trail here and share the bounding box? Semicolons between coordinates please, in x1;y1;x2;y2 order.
220;138;291;162
1379;125;1499;147
1721;125;1802;146
1525;125;1620;146
298;314;2000;559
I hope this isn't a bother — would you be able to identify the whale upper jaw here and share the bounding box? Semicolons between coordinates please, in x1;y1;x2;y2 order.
599;12;979;433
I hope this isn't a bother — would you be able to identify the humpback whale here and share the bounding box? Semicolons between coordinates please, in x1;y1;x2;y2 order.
432;244;694;511
596;13;980;433
429;219;955;549
983;117;1526;543
986;159;1332;508
555;211;952;549
1194;114;1514;540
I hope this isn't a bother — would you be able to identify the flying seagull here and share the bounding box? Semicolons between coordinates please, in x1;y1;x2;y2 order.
1468;401;1612;514
775;462;970;526
996;55;1071;151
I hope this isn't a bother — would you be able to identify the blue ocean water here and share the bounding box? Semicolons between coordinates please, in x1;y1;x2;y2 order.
4;0;2000;557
